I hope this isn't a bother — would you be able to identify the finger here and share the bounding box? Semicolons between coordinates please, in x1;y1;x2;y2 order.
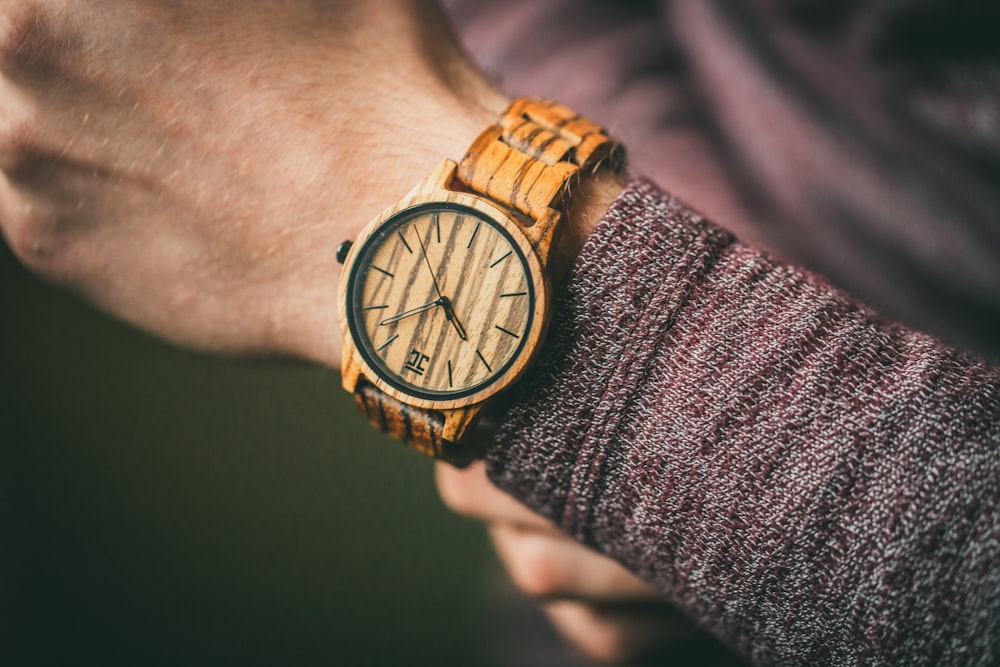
543;599;699;665
489;522;662;602
0;141;114;269
0;169;66;275
435;460;557;530
0;168;33;250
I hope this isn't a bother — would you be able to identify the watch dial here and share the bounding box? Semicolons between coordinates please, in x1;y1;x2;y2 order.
348;203;534;399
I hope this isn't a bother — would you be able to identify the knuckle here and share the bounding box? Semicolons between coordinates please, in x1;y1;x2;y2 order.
499;534;567;598
546;603;646;665
435;475;470;516
0;5;49;69
0;113;43;177
436;461;543;524
434;463;484;517
3;203;65;273
575;625;640;664
508;557;564;598
0;4;80;75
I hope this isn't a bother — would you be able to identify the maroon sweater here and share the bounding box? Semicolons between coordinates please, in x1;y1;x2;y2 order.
444;0;1000;662
486;180;1000;664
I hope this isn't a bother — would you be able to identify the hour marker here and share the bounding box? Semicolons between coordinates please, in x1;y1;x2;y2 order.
489;250;512;268
476;349;493;373
467;221;481;248
371;265;394;278
397;230;413;254
363;305;389;311
376;334;399;352
495;325;520;339
500;291;528;298
447;360;454;388
435;213;441;243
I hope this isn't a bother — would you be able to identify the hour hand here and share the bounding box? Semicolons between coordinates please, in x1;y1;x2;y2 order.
439;296;467;340
379;298;443;326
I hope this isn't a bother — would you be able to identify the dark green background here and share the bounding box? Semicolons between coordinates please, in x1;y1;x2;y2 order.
1;242;498;666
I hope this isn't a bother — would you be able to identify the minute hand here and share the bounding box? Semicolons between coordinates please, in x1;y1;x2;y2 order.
379;298;444;326
413;224;467;340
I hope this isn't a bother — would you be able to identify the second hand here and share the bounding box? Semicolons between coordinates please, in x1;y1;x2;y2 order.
413;223;467;340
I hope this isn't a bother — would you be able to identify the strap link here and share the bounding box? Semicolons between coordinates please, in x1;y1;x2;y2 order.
456;98;622;219
354;380;485;468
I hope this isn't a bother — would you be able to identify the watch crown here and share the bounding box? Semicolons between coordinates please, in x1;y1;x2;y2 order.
336;241;353;264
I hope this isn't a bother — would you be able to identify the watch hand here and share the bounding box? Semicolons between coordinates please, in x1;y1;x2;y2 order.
412;224;468;340
412;224;445;299
379;298;444;326
440;296;468;341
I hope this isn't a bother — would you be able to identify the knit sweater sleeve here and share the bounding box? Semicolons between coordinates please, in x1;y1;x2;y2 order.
485;179;1000;665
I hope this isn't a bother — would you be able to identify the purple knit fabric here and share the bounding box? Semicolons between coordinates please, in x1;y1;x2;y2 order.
444;0;1000;362
486;180;1000;665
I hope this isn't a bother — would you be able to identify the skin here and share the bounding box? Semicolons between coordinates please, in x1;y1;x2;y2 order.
437;462;706;664
0;1;693;662
0;0;505;363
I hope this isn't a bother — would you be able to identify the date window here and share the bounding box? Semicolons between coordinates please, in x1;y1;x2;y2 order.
403;348;430;376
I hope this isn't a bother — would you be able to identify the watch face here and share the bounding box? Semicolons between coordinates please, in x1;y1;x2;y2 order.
346;202;535;400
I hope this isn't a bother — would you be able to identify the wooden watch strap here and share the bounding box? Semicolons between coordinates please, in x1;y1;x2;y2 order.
456;98;622;220
354;380;485;468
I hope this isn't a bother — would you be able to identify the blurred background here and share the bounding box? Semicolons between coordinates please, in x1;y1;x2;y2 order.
0;240;531;666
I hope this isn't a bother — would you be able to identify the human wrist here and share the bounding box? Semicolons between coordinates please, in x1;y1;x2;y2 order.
291;80;510;369
260;3;631;372
334;92;627;465
302;88;624;371
552;167;628;287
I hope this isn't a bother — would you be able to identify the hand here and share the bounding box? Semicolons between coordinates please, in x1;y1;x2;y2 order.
0;0;506;366
437;462;705;664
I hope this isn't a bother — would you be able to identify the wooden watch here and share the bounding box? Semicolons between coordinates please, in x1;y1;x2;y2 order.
336;98;621;467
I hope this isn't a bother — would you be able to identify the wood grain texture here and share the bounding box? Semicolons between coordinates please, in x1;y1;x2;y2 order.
354;380;484;467
342;98;622;458
341;188;549;415
457;98;623;222
355;209;532;396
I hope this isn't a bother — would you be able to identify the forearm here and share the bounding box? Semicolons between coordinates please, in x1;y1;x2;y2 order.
487;179;1000;664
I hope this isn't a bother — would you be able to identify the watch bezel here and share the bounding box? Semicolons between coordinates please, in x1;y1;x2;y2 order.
338;189;550;411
